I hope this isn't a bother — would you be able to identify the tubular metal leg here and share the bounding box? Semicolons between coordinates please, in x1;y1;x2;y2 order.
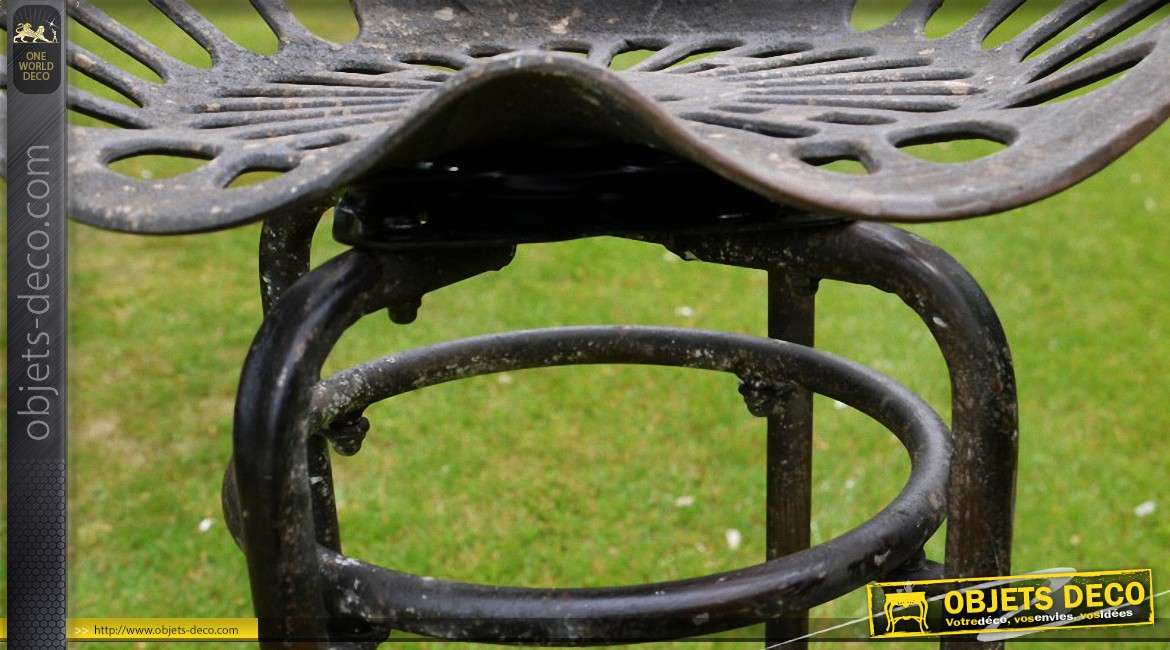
764;274;817;650
223;207;335;553
256;207;347;557
655;221;1018;650
224;207;343;552
258;206;327;315
232;247;515;648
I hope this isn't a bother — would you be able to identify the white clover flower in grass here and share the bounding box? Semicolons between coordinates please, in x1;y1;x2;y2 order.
1134;500;1156;518
725;528;742;551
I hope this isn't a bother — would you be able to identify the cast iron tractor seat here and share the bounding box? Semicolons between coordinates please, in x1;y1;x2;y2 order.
3;1;1169;648
0;0;1167;233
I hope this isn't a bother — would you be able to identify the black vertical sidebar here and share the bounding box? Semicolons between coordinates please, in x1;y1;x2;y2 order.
7;1;68;647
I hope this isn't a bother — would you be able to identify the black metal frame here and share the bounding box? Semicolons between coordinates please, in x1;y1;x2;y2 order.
223;215;1016;650
651;221;1018;650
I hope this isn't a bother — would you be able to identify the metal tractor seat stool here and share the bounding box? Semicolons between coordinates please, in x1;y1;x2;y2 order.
4;0;1169;648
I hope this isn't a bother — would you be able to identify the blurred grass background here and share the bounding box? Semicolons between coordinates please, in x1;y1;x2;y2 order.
2;1;1169;648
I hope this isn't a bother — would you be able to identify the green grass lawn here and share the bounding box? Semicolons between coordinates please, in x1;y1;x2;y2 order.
3;2;1169;648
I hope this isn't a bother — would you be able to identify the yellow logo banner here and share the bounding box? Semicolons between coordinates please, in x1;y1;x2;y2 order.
868;569;1155;639
0;618;259;641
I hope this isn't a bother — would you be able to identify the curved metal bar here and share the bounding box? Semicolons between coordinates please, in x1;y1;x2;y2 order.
311;326;951;644
260;206;344;556
233;246;514;648
652;221;1018;650
224;204;331;553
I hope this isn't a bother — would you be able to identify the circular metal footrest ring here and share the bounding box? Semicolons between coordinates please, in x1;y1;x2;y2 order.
308;326;951;645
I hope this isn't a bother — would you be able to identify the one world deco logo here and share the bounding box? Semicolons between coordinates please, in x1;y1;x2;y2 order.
12;18;60;44
11;5;62;94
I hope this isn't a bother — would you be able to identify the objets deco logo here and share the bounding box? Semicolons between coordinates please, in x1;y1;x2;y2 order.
11;5;62;94
867;569;1156;640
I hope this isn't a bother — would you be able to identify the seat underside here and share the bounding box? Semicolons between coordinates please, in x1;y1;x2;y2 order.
333;140;845;249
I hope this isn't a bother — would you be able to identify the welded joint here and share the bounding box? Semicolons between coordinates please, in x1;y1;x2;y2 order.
738;376;796;418
323;413;371;457
776;275;821;298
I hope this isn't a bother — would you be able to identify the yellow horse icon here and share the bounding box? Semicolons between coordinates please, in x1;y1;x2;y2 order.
884;591;929;634
12;22;59;44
